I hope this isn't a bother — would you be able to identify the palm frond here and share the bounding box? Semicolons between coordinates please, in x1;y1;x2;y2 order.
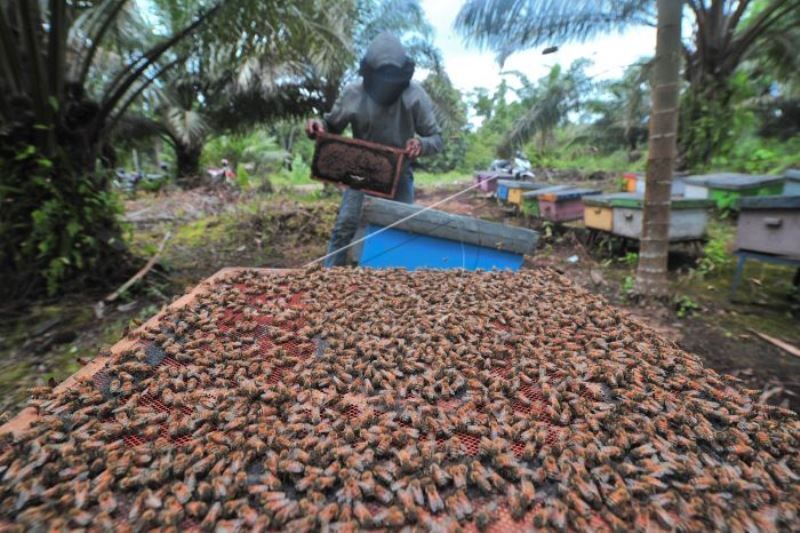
165;106;209;146
455;0;652;62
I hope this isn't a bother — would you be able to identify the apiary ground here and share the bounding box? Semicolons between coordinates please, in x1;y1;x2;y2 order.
1;267;799;531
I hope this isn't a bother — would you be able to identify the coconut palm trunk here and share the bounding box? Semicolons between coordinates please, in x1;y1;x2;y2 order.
635;0;683;298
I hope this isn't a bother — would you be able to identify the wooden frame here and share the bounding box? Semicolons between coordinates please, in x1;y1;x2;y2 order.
0;268;292;438
311;133;406;199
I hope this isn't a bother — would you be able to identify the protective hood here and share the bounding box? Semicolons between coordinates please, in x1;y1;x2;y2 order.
360;32;415;106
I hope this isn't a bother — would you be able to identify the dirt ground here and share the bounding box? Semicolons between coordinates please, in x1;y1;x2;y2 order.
1;181;798;421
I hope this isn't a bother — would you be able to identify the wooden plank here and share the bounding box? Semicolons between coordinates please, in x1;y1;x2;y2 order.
0;268;294;438
360;196;538;255
750;330;800;359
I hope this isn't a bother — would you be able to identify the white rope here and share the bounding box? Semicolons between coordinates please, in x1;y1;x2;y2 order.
304;175;502;268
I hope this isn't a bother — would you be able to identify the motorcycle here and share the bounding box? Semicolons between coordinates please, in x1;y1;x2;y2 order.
113;168;167;193
207;159;237;187
489;151;535;181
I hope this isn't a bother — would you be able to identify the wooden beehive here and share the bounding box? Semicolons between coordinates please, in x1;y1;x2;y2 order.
609;196;712;241
684;173;784;209
351;196;539;270
495;180;517;203
736;195;800;256
784;170;800;195
623;172;687;196
311;133;406;198
537;188;601;222
507;181;547;206
584;193;648;232
521;185;571;218
473;171;511;193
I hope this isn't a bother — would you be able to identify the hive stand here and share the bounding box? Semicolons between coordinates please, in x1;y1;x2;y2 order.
730;251;800;301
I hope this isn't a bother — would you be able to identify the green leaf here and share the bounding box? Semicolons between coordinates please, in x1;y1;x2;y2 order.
66;220;81;237
15;145;37;161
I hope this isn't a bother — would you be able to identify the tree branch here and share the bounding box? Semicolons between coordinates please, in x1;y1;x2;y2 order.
47;0;67;104
726;0;794;69
77;0;129;87
95;4;221;136
726;0;753;36
105;57;184;135
0;3;23;95
17;0;53;153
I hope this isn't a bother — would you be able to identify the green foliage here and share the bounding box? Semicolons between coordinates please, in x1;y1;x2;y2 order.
235;164;251;189
1;146;125;296
620;275;636;296
695;232;733;277
271;155;313;187
202;131;288;179
413;171;469;187
619;252;639;267
707;135;800;174
417;73;469;173
462;130;502;171
674;294;701;318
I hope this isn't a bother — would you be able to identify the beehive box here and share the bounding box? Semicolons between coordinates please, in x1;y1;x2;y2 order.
684;173;784;209
622;172;687;196
520;185;571;218
3;267;800;532
495;180;519;203
784;170;800;196
311;133;406;198
351;196;538;271
582;193;641;232
736;195;800;256
506;182;546;207
537;188;602;222
609;196;712;241
473;171;511;194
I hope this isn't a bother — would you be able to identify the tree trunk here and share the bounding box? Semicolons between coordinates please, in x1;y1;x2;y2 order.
635;0;683;298
175;142;203;187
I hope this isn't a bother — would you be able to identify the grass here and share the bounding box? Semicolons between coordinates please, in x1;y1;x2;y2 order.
414;170;471;187
266;167;471;190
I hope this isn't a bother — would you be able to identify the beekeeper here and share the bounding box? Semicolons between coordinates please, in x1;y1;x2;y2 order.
305;31;443;267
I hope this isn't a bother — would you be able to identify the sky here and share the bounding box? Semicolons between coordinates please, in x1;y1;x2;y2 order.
419;0;657;96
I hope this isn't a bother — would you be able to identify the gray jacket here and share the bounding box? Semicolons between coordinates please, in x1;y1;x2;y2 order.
323;33;444;157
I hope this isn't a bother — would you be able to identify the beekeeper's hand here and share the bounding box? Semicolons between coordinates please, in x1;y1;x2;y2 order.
405;138;422;159
305;119;326;139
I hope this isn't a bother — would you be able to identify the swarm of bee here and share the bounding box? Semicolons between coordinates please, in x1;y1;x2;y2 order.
1;267;799;531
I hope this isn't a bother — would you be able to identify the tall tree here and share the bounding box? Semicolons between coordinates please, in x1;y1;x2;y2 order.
0;0;348;296
0;0;221;296
149;0;350;184
496;61;593;157
585;60;653;156
454;0;800;167
636;0;683;297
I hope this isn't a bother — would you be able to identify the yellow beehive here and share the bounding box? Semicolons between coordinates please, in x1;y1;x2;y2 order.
507;182;542;206
583;199;613;231
508;187;525;206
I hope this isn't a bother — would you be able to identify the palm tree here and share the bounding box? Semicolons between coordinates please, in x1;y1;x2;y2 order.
0;0;348;296
586;61;653;156
496;60;593;157
455;0;800;168
0;0;223;296
636;0;683;298
148;0;351;185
